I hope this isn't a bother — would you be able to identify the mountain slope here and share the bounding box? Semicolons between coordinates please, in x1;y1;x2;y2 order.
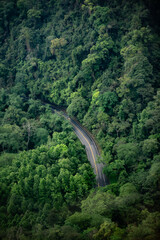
0;0;160;239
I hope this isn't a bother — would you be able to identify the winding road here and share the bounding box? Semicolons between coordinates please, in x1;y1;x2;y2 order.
21;96;107;186
51;106;108;187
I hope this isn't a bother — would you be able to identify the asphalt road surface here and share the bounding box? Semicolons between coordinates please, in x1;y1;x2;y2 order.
52;107;108;187
21;96;107;186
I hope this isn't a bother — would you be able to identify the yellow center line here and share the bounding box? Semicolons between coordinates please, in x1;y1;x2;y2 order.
55;110;100;187
71;122;100;187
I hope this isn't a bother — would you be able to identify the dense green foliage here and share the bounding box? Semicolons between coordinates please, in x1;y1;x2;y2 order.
0;0;160;239
0;104;96;238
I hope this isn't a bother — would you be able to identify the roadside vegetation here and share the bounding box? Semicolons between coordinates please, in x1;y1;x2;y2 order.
0;0;160;239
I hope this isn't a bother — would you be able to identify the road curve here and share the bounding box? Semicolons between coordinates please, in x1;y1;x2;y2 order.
51;107;108;187
21;96;108;186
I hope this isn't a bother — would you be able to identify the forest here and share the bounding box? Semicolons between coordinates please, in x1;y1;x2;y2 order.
0;0;160;239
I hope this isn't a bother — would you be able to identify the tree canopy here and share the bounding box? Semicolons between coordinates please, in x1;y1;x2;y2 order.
0;0;160;239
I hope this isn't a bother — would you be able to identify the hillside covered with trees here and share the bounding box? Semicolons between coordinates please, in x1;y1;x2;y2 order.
0;0;160;239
